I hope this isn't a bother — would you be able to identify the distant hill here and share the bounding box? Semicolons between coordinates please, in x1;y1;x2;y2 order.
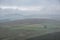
0;18;59;26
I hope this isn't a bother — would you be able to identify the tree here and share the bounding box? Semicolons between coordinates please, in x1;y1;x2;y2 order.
44;25;47;29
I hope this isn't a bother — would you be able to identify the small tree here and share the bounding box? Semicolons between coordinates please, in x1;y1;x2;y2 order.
44;25;47;29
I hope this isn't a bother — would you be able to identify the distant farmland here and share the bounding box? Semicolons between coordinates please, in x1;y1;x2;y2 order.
0;18;60;40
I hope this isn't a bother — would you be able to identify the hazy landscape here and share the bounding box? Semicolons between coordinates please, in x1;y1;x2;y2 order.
0;0;60;40
0;18;60;40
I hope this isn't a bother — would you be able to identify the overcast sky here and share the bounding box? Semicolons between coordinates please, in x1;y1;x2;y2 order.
0;0;60;20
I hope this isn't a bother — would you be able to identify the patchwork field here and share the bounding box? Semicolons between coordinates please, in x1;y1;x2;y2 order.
0;18;60;40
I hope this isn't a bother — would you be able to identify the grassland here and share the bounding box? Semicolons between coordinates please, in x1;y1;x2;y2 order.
0;19;60;40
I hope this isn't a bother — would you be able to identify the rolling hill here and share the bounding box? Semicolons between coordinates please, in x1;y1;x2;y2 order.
0;18;59;26
0;18;60;40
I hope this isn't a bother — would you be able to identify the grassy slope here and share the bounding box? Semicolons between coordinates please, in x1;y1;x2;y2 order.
8;23;60;39
0;19;60;40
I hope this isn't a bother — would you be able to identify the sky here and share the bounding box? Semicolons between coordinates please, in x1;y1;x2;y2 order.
0;0;60;20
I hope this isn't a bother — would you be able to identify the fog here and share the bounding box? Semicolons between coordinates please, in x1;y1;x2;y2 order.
0;0;60;20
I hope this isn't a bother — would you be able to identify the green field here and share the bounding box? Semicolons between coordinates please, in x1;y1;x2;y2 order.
0;21;60;40
7;23;60;40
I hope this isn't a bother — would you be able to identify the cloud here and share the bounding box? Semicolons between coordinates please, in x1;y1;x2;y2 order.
0;6;43;11
0;0;59;6
0;0;60;20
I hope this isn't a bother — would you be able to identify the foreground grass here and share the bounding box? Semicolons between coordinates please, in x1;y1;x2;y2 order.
0;23;60;40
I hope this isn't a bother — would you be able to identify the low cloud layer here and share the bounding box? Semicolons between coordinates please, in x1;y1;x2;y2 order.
0;6;43;11
0;0;60;20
